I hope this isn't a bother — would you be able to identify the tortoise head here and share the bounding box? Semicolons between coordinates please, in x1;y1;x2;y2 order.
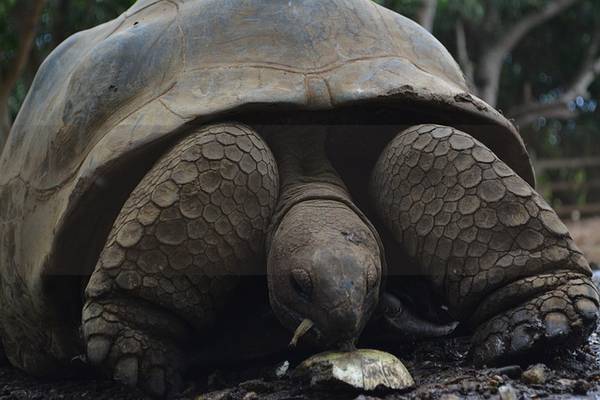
267;199;382;351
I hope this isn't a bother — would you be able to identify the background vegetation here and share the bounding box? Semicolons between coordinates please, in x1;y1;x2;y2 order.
1;0;599;213
378;0;600;214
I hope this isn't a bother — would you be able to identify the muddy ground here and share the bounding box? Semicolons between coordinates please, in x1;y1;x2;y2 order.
0;323;598;400
191;326;600;400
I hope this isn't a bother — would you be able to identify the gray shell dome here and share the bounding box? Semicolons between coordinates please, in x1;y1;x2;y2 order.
0;0;534;370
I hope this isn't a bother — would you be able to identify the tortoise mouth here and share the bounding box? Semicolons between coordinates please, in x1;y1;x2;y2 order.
270;288;374;351
270;296;324;347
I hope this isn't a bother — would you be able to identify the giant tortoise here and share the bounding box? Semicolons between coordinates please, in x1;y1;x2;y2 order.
0;0;598;397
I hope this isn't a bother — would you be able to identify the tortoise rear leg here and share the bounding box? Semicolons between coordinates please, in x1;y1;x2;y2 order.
82;124;278;397
369;124;599;364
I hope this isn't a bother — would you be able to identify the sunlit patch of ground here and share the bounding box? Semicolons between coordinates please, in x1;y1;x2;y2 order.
566;217;600;266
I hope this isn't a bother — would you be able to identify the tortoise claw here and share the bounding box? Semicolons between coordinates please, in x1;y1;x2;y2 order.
82;299;187;398
471;277;599;366
86;336;111;365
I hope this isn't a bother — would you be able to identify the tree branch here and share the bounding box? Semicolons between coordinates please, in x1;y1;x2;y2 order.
477;0;580;106
455;19;476;93
416;0;437;32
563;28;600;99
510;101;576;127
510;28;600;128
491;0;579;61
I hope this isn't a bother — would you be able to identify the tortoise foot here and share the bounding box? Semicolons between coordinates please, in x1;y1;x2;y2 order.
82;123;278;397
471;273;599;365
83;299;186;397
369;124;599;362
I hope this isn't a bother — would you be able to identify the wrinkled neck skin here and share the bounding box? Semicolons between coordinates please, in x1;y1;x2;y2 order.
265;127;384;351
270;128;349;211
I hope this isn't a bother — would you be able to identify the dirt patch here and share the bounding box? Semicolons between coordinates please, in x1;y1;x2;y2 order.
566;217;600;265
0;365;147;399
193;328;600;400
0;326;598;400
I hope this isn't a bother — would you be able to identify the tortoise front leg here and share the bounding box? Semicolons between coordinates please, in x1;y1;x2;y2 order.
369;124;599;364
82;124;278;397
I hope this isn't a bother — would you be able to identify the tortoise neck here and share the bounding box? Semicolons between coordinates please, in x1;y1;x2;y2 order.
268;128;348;195
263;126;388;289
265;127;354;238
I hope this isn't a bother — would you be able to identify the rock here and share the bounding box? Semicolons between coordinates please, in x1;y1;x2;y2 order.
498;384;518;400
196;389;232;400
275;360;290;378
521;363;550;384
492;365;522;379
440;394;462;400
557;378;576;386
295;349;414;391
488;375;504;387
239;380;272;393
574;379;592;395
242;392;258;400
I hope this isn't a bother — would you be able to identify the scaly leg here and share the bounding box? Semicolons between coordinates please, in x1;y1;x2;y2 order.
369;124;599;364
82;124;278;397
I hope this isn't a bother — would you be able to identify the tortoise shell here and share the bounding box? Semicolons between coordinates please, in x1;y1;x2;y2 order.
0;0;534;370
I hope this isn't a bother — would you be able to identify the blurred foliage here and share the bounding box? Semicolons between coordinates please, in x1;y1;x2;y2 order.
375;0;600;157
377;0;600;209
0;0;135;118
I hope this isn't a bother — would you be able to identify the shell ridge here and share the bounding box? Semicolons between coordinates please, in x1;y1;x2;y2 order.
182;54;463;79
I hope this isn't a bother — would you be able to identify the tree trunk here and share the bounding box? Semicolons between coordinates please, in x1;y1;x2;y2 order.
0;0;46;155
417;0;437;32
455;20;476;93
476;51;504;106
475;0;580;107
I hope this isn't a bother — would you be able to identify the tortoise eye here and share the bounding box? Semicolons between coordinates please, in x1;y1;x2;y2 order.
291;268;313;299
366;263;379;292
